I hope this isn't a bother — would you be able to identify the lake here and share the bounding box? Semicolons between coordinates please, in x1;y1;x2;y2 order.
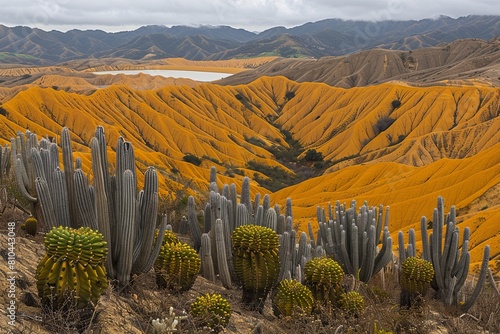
92;69;233;82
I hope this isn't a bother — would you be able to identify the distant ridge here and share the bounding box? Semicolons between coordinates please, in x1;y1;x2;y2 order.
217;38;500;87
0;15;499;64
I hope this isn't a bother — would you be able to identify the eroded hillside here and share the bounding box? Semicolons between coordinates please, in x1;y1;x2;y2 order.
0;75;498;269
217;38;500;88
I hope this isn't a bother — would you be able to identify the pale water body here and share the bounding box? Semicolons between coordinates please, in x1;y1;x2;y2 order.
93;69;233;82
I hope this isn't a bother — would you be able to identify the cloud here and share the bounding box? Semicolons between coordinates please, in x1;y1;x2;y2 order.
0;0;498;32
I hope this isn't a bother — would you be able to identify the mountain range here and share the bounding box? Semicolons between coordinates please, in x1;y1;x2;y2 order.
1;15;499;65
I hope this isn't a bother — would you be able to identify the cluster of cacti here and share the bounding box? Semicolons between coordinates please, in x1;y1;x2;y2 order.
399;257;434;308
314;200;393;283
338;291;365;316
20;216;38;236
189;293;231;333
232;224;280;311
304;257;344;307
194;168;318;293
35;226;108;310
154;241;201;292
272;279;314;317
10;130;42;223
11;127;167;287
399;196;491;311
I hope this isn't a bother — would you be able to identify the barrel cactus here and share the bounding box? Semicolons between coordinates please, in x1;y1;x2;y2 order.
154;241;201;292
339;291;364;316
35;226;108;310
232;224;280;311
399;256;434;308
21;217;38;236
155;229;180;246
272;279;314;317
304;257;344;307
189;293;231;333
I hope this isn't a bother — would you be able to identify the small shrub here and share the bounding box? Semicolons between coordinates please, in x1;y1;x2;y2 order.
391;99;402;109
375;116;395;134
304;149;323;162
183;153;202;166
285;91;296;100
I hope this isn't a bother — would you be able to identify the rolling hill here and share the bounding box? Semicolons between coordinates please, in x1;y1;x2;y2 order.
0;75;498;270
217;38;500;87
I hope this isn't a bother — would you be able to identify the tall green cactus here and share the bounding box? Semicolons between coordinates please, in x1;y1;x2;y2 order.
36;226;108;310
13;126;166;287
187;195;202;252
11;130;42;224
421;196;490;311
272;279;314;317
232;224;280;311
200;233;216;281
0;143;11;180
317;200;393;283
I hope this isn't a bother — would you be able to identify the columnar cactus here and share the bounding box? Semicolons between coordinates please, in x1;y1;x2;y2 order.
12;126;167;287
399;257;434;308
421;196;490;311
154;241;201;292
317;201;393;283
272;279;314;317
232;224;280;311
0;143;11;179
11;130;43;223
304;257;344;307
187;195;202;252
35;226;108;310
189;293;231;333
200;233;216;281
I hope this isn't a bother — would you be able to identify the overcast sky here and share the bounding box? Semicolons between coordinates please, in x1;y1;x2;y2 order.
1;0;498;33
